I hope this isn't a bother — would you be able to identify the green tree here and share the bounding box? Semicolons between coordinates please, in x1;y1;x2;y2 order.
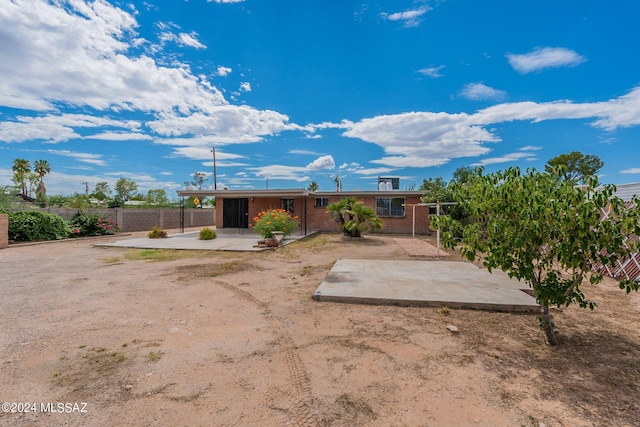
327;197;383;238
544;151;604;184
432;167;640;345
27;172;40;198
184;172;209;208
145;189;169;206
451;166;474;185
12;158;31;196
33;159;51;197
307;180;319;191
114;178;138;202
419;177;451;203
0;185;17;209
92;181;112;201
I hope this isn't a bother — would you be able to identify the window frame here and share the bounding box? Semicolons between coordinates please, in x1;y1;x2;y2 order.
375;197;406;218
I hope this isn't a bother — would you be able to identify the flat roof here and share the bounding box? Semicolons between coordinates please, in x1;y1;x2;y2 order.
176;189;425;197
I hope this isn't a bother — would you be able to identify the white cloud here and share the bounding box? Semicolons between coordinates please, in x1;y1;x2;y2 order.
306;155;335;170
88;132;152;141
417;66;444;78
339;162;361;171
289;149;322;155
0;114;140;143
216;66;232;76
620;168;640;174
471;151;537;166
507;47;586;74
46;149;106;166
239;82;252;92
383;7;432;27
338;86;640;169
249;165;310;183
351;167;395;176
208;0;245;3
460;83;506;101
246;155;335;183
149;106;301;140
342;111;496;167
178;32;206;49
519;145;543;151
0;0;302;156
171;146;246;161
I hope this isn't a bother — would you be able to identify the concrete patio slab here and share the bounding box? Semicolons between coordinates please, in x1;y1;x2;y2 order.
314;259;539;313
96;230;305;251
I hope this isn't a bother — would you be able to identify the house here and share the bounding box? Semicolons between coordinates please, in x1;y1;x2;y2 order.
175;188;430;236
612;182;640;202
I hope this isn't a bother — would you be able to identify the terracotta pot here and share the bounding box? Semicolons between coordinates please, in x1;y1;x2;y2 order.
265;238;280;247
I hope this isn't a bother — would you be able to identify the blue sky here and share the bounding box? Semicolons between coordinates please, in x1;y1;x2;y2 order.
1;0;639;197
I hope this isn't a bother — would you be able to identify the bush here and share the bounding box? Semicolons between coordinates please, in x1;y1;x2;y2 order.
199;227;217;240
148;226;168;238
69;210;118;237
8;211;72;242
250;209;299;238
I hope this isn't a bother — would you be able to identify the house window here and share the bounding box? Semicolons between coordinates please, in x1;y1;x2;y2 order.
281;198;295;213
376;197;405;217
314;197;329;207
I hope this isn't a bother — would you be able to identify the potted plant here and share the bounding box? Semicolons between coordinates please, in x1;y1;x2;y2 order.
250;208;299;246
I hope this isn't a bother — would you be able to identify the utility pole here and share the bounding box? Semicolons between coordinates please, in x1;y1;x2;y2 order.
84;182;89;195
211;147;217;190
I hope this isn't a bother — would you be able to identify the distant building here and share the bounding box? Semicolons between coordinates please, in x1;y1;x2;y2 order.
612;182;640;202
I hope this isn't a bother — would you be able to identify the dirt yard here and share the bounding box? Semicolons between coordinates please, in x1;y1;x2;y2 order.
1;231;639;426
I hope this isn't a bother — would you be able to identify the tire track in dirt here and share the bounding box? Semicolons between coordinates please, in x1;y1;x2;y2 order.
214;280;318;427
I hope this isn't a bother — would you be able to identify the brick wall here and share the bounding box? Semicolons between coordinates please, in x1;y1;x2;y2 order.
217;195;430;235
305;195;430;234
0;214;8;249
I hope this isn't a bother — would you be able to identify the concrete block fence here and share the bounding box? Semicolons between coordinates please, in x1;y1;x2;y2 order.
11;208;215;233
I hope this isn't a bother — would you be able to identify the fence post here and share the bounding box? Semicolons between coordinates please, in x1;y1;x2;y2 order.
0;214;8;249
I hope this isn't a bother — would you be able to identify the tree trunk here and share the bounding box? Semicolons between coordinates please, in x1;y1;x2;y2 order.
541;303;558;345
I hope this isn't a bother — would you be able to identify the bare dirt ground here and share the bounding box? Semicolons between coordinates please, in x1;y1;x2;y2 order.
1;231;639;427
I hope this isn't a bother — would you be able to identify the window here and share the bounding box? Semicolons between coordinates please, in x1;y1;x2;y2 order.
376;197;405;217
281;198;295;213
314;197;329;207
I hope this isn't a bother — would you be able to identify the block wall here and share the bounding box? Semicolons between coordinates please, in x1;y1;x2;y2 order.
0;214;8;248
15;208;215;233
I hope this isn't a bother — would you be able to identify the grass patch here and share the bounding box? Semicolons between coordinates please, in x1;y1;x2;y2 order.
146;351;164;362
176;260;259;278
123;249;208;262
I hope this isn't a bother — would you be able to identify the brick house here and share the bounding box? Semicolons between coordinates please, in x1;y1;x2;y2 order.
176;188;430;236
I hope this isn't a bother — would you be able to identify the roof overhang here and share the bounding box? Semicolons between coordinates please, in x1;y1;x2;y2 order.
176;189;426;198
176;189;309;198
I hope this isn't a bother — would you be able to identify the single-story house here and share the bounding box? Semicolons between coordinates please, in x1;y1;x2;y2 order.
175;188;430;236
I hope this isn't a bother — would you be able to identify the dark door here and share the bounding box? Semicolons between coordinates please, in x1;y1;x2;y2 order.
222;198;249;228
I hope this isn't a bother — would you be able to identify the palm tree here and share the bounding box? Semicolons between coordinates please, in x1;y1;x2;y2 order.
34;159;51;196
12;158;31;196
326;196;383;238
307;180;319;192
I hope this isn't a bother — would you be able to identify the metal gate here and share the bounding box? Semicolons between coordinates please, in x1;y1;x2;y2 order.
222;198;249;228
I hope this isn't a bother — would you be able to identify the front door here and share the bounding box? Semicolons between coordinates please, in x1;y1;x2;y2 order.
222;198;249;228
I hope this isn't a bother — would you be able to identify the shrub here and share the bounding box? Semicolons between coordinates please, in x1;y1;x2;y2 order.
69;210;118;237
8;211;72;242
148;226;168;239
199;227;217;240
326;197;383;238
250;209;299;238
